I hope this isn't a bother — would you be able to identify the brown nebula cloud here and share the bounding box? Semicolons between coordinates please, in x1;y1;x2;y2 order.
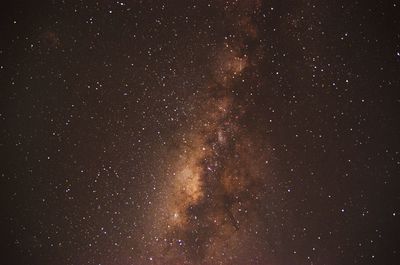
145;1;272;264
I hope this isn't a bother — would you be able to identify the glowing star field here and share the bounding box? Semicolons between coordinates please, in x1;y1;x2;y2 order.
1;1;399;265
144;3;273;263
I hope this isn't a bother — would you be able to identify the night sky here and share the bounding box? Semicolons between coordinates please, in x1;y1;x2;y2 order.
1;1;400;264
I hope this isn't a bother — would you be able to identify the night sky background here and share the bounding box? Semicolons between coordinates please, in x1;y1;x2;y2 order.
1;1;400;265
